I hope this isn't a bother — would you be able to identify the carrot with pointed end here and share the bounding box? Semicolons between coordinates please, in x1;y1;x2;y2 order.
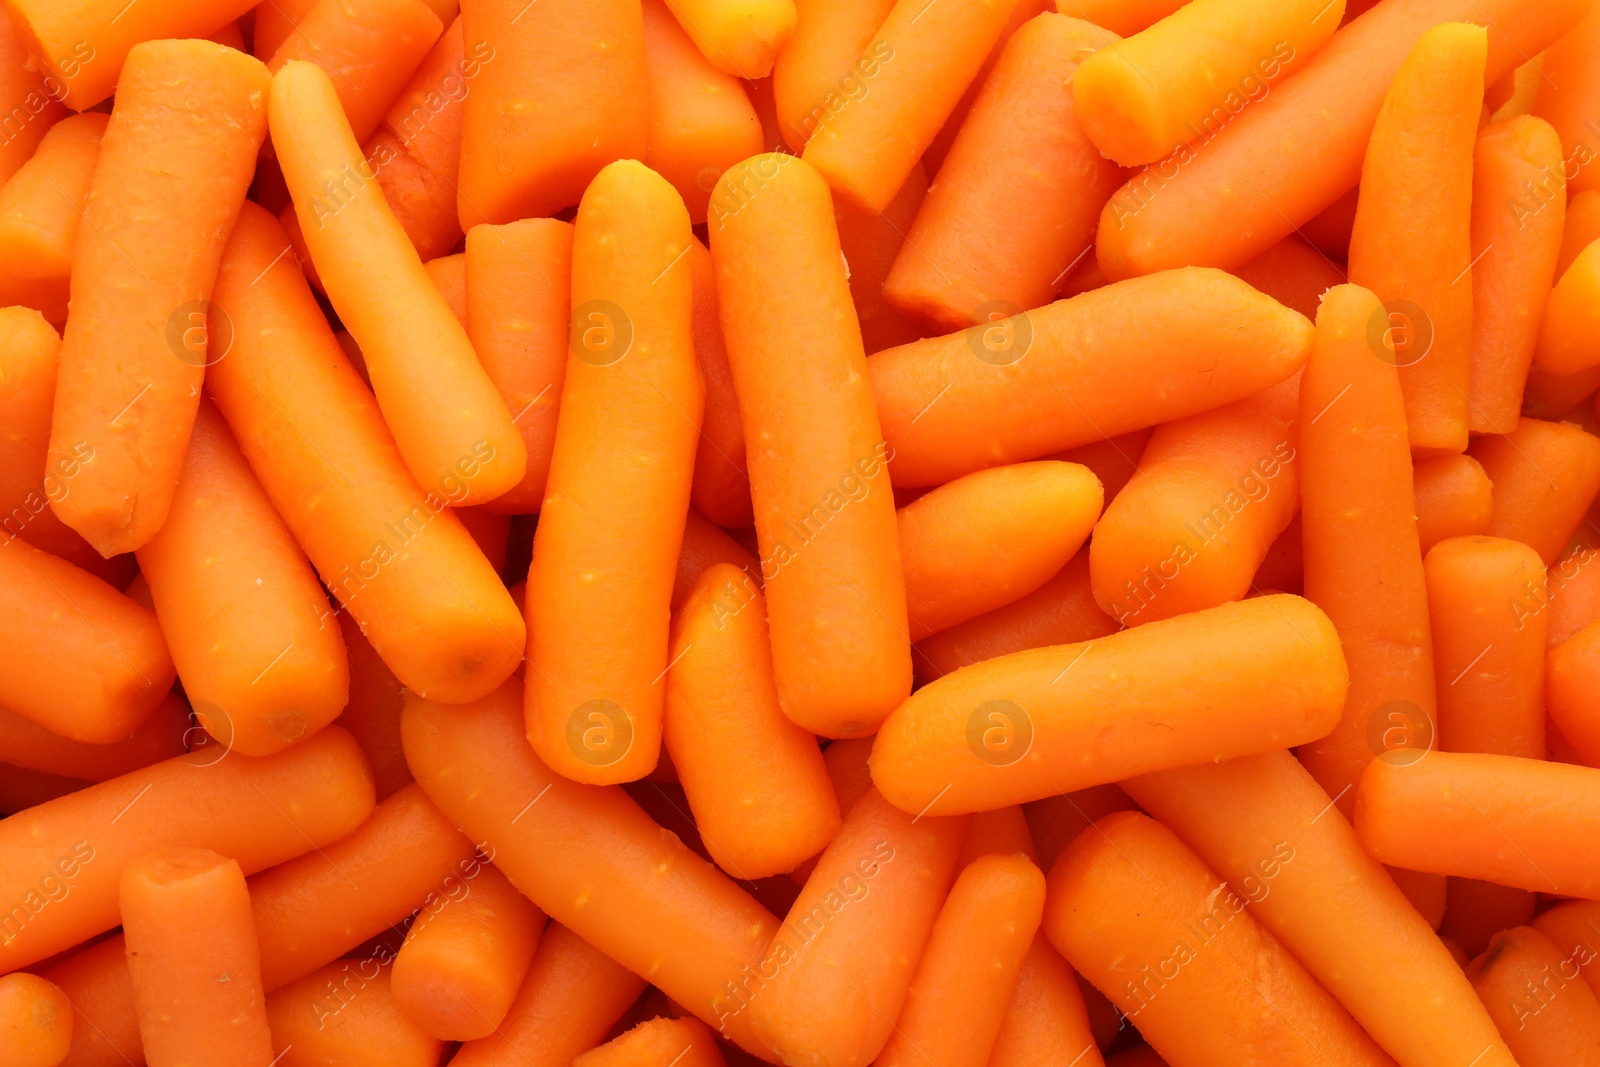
1532;0;1600;197
1468;925;1600;1066
266;961;443;1067
0;113;106;325
0;972;71;1067
576;1016;726;1067
772;0;896;150
1472;417;1600;564
686;237;752;528
1413;454;1495;553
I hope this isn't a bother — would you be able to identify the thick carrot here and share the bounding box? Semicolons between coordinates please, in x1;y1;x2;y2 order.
868;268;1312;487
401;680;781;1056
1055;0;1186;37
1548;619;1600;765
1229;236;1347;320
456;0;647;225
673;510;760;611
272;60;527;506
771;0;895;150
1413;454;1495;553
46;41;270;557
710;154;910;738
988;934;1102;1067
686;237;752;528
1122;750;1519;1067
0;113;105;325
265;960;443;1067
0;693;186;783
1469;116;1567;432
1073;0;1342;167
1532;900;1600;998
575;1016;726;1067
1090;376;1300;626
1533;238;1600;376
1045;811;1395;1067
1093;0;1589;280
120;849;273;1066
1472;417;1600;563
800;0;1022;212
1468;925;1600;1066
208;202;524;703
1355;750;1600;895
450;922;646;1067
1296;284;1436;813
871;593;1347;816
1532;0;1600;196
0;972;71;1067
665;563;841;878
834;162;929;355
883;14;1123;329
462;218;572;515
901;461;1102;640
525;160;701;784
876;853;1045;1067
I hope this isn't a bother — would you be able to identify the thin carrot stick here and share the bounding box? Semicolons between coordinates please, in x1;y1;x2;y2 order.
1413;454;1495;553
0;972;71;1067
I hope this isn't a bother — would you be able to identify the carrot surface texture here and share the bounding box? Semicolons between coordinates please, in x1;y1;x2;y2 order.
0;972;72;1067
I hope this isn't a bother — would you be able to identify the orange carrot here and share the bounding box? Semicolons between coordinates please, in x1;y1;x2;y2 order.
956;806;1038;868
0;693;186;784
1413;453;1495;553
686;237;752;528
0;113;106;325
120;848;274;1066
1532;900;1600;998
870;593;1347;816
1549;548;1600;645
1531;0;1600;196
1055;0;1187;37
771;0;896;150
1524;366;1600;421
0;972;71;1067
869;268;1312;487
1229;237;1348;320
1533;237;1600;376
710;154;910;738
456;0;648;225
661;0;796;79
988;934;1103;1067
673;510;760;611
1468;925;1600;1066
921;0;1053;175
252;0;318;61
0;14;66;184
1472;417;1600;563
1548;618;1600;766
575;1016;727;1067
1024;786;1137;872
830;168;928;358
46;41;271;557
1559;190;1600;273
265;960;443;1067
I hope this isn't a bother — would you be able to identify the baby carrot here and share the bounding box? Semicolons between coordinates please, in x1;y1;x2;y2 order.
835;163;929;355
525;160;702;784
957;806;1038;867
449;922;647;1067
0;113;106;325
0;14;65;187
801;0;1023;212
46;40;270;557
870;593;1347;816
120;848;274;1066
1073;0;1342;167
456;0;648;225
1548;619;1600;765
921;0;1053;175
1121;750;1519;1067
1229;237;1348;320
391;863;546;1040
1089;375;1300;626
988;934;1102;1067
673;510;760;611
771;0;896;149
1559;191;1600;274
1533;238;1600;376
401;680;780;1055
1549;548;1600;645
665;563;841;879
1413;454;1495;553
265;960;443;1067
686;237;752;528
1532;0;1600;196
876;853;1045;1067
575;1016;726;1067
661;0;795;79
1296;284;1436;815
1468;925;1600;1066
1532;900;1600;997
1469;116;1568;433
883;14;1123;329
209;202;524;704
1045;811;1394;1067
900;461;1103;640
0;692;186;783
252;0;318;60
1472;417;1600;563
0;972;71;1067
271;60;527;506
869;268;1312;487
710;154;910;738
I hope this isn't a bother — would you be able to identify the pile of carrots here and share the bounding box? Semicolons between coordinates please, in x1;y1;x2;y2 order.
3;0;1600;1063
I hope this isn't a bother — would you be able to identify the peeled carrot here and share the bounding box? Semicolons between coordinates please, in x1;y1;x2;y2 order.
1559;191;1600;274
883;14;1123;329
1532;0;1600;196
921;0;1053;175
1090;376;1300;626
576;1016;726;1067
457;0;648;225
120;848;274;1066
871;593;1347;815
1533;238;1600;376
272;60;527;505
0;692;186;783
1229;237;1347;320
449;922;646;1067
1548;619;1600;766
1055;0;1187;38
771;0;895;150
0;972;71;1067
265;960;443;1067
525;160;701;784
0;113;106;325
710;154;910;738
1472;417;1600;563
869;268;1312;487
834;163;928;355
673;510;760;611
956;806;1038;868
1072;0;1342;167
1413;453;1495;553
401;680;780;1055
686;237;752;528
1523;365;1600;422
1468;925;1600;1066
1549;548;1600;645
1532;900;1600;998
46;40;270;557
252;0;318;60
988;934;1103;1067
1122;750;1518;1067
1046;811;1394;1067
209;202;524;704
1469;116;1568;432
0;14;66;186
661;0;796;79
801;0;1023;212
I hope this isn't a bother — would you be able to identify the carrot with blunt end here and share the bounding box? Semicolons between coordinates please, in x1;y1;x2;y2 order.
1532;900;1600;997
450;923;646;1067
1413;454;1495;553
526;160;702;785
1121;750;1519;1067
463;218;573;514
0;693;187;783
0;114;106;324
665;563;841;879
801;0;1022;212
868;268;1312;487
1533;239;1600;376
673;510;760;610
0;15;66;185
988;934;1104;1067
876;854;1045;1067
900;461;1103;640
751;789;968;1067
1472;417;1600;563
883;14;1124;329
1549;548;1600;645
120;849;274;1067
0;973;71;1067
1548;620;1600;765
662;0;795;79
771;0;896;150
265;961;443;1067
1469;116;1567;432
46;40;271;557
710;154;910;738
1090;376;1300;626
1296;284;1436;815
576;1016;727;1067
835;163;928;355
1532;0;1600;196
1072;0;1342;167
401;681;781;1056
1468;926;1600;1066
457;0;647;225
687;238;752;528
272;61;527;506
1046;811;1396;1067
